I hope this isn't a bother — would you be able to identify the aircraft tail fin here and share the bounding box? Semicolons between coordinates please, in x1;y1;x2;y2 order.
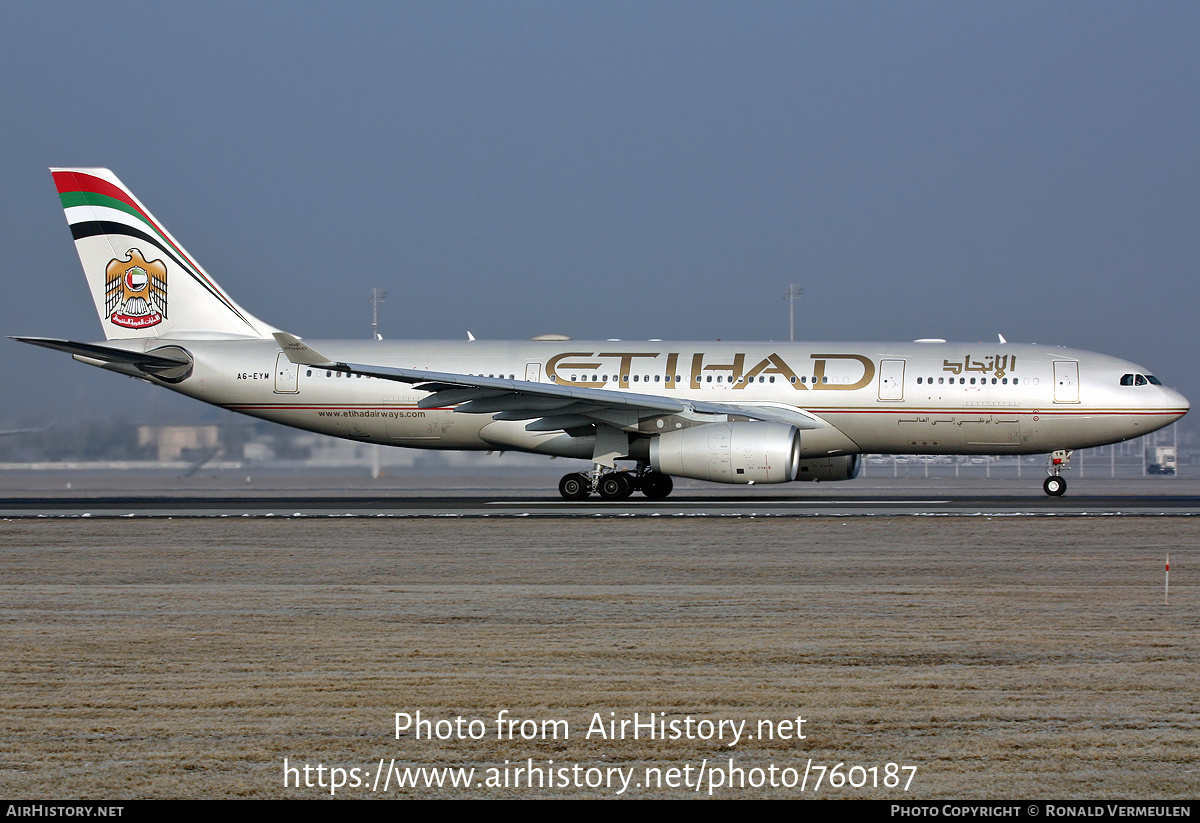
51;168;277;341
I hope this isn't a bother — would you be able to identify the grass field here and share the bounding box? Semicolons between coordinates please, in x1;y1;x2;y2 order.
2;517;1197;798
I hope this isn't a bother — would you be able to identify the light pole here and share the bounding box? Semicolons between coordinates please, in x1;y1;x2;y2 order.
784;284;803;342
369;288;388;340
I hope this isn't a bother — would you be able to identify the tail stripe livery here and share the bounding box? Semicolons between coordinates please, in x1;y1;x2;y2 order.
51;168;273;340
54;171;236;312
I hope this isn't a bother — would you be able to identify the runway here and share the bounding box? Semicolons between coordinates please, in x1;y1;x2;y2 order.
2;491;1199;517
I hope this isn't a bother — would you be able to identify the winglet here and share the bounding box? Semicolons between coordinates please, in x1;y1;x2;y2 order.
273;332;333;366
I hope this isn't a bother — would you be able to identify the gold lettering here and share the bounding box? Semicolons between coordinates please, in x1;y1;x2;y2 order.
737;353;804;390
690;352;705;389
810;353;876;391
545;352;603;387
664;353;679;389
943;353;1018;378
993;354;1007;380
598;352;659;389
702;353;745;383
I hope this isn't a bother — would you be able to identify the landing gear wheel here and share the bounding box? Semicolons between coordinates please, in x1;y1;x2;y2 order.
1043;475;1067;497
640;471;673;499
558;473;590;500
598;472;634;500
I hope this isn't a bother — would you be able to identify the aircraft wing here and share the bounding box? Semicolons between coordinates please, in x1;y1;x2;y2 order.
274;333;826;432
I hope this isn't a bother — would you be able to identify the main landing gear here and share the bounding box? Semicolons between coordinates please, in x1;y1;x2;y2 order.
1043;449;1071;496
558;465;674;500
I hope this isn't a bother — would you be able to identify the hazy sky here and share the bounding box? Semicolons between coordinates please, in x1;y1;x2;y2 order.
2;2;1197;427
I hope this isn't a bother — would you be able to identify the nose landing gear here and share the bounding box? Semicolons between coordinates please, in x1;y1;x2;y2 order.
1043;449;1071;496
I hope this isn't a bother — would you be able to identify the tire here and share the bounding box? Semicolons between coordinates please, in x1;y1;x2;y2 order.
598;472;634;500
558;473;590;500
640;471;673;499
1043;475;1067;496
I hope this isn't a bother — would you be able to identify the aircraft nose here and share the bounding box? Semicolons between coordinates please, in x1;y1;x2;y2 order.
1165;386;1190;418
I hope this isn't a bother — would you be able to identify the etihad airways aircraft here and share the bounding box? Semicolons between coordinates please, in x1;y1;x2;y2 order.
15;168;1189;498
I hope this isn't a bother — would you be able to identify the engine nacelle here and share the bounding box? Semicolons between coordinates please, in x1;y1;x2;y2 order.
650;421;801;484
794;454;861;482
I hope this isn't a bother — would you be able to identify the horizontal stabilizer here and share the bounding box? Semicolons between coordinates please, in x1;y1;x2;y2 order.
11;337;192;373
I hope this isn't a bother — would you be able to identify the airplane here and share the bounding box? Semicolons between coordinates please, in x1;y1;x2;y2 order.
13;168;1189;499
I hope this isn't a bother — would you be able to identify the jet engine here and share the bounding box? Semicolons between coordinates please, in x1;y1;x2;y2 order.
794;454;860;481
649;421;801;484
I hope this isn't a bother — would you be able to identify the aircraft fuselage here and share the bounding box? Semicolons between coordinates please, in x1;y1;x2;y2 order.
99;337;1186;460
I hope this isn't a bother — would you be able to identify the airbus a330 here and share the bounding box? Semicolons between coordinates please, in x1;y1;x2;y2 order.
15;168;1189;498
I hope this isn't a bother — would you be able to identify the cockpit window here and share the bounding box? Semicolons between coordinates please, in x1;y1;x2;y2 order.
1121;373;1162;387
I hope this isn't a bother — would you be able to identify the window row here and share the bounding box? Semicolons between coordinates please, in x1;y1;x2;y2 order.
565;374;840;384
916;376;1024;385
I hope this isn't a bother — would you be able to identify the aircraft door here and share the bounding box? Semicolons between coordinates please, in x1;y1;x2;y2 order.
274;352;299;393
1053;361;1079;403
878;359;906;401
525;362;542;383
